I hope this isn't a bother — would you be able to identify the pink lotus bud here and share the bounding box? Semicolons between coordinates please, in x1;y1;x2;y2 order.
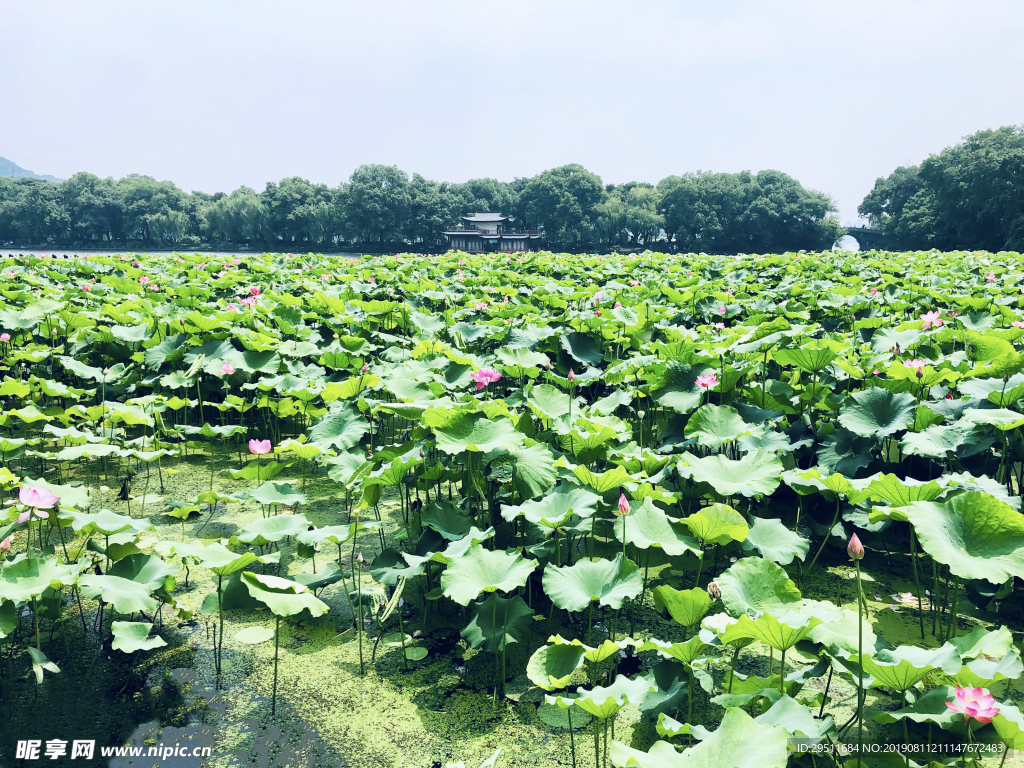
617;493;630;516
249;439;272;455
847;533;865;560
869;288;877;295
0;536;9;552
614;301;622;308
250;287;261;296
594;309;601;317
0;333;9;342
568;369;576;383
357;552;364;564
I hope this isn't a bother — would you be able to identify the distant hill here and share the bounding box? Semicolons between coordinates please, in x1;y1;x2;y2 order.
0;157;62;182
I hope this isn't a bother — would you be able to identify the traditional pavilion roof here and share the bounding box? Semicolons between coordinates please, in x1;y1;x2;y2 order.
462;212;513;223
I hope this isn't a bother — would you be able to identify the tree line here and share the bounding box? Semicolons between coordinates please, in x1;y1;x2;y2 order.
858;125;1024;252
0;162;844;252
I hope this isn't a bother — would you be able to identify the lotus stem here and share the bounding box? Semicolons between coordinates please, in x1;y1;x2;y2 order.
593;717;600;768
271;614;280;717
944;575;961;641
909;527;925;638
567;706;576;768
856;559;864;764
803;498;842;586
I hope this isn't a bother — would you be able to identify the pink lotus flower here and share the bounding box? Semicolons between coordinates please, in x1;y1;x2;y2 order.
986;273;996;282
629;280;639;286
240;296;257;307
132;260;140;266
249;287;261;296
139;275;150;285
617;493;630;516
0;333;9;342
847;533;864;560
904;359;927;369
456;268;463;274
946;686;999;723
81;284;91;292
458;259;466;266
594;291;603;301
368;277;376;284
20;485;58;510
225;304;238;312
726;288;733;295
920;310;943;330
718;306;726;315
870;287;878;295
614;301;622;308
696;373;718;389
221;363;235;375
249;439;272;455
475;302;488;311
714;323;725;330
1012;321;1024;329
471;367;502;391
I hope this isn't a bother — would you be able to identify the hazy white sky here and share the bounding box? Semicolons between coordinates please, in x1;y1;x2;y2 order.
4;1;1023;223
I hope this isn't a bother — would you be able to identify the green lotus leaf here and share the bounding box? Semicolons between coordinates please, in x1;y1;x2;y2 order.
684;404;764;450
904;491;1024;584
0;558;82;602
370;548;424;586
434;412;525;455
651;586;712;628
78;574;159;613
542;553;642;612
246;482;307;507
574;673;654;719
742;517;809;565
679;449;783;498
617;498;701;556
637;635;707;665
527;642;587;690
717;557;802;618
421;501;473;540
961;407;1024;431
950;624;1014;660
27;646;61;684
237;513;311;546
508;441;559;500
652;361;705;415
993;703;1024;750
837;387;917;438
111;621;167;653
65;508;152;536
774;345;838;373
296;520;381;548
720;610;823;652
547;633;633;663
553;457;633;493
234;625;276;644
240;572;329;618
107;553;179;591
526;383;573;420
440;546;537;605
865;473;944;506
754;695;833;740
610;707;790;768
866;685;964;731
502;483;600;529
308;402;369;451
683;502;749;545
805;606;876;655
461;593;535;654
860;642;962;692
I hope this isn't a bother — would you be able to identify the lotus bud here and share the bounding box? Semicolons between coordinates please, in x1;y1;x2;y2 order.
847;533;865;560
707;581;721;600
638;410;646;420
356;552;364;564
568;369;576;383
916;367;924;378
361;363;369;374
617;493;630;517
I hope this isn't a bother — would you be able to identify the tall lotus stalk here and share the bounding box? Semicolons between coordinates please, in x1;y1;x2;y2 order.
615;494;630;557
848;533;865;762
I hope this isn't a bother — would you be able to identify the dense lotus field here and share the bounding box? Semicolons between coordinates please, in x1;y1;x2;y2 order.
4;249;1024;767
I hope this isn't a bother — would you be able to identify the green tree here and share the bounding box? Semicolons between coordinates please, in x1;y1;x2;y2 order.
342;165;411;244
60;172;123;244
517;164;604;248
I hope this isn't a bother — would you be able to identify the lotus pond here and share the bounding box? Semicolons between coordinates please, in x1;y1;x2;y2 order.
3;249;1024;768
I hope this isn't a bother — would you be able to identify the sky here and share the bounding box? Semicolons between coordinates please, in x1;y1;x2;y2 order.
3;1;1023;224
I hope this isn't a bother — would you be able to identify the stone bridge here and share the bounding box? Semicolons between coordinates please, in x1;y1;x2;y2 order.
843;226;887;251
